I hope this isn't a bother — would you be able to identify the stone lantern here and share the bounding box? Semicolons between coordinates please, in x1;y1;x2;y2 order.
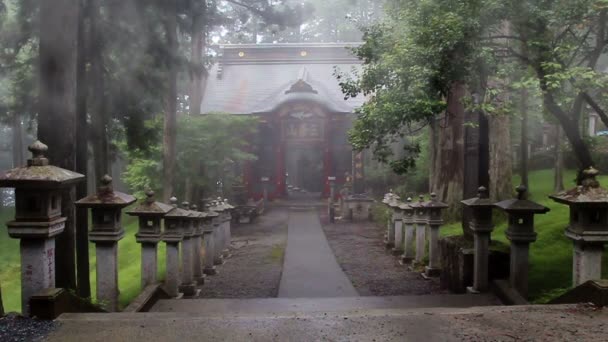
223;198;234;253
215;197;232;259
202;205;219;275
382;191;399;248
261;177;270;203
189;204;206;285
0;141;84;315
550;167;608;286
461;187;494;293
399;199;416;264
389;197;404;256
209;200;225;266
178;201;197;297
496;185;549;297
75;175;136;311
126;190;174;289
410;195;428;265
162;197;187;297
328;176;336;223
423;193;449;278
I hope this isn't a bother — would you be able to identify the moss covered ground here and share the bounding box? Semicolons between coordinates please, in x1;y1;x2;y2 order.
440;169;608;302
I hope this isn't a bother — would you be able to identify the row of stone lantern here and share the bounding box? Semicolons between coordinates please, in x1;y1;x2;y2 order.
382;191;448;279
0;140;235;314
383;186;550;298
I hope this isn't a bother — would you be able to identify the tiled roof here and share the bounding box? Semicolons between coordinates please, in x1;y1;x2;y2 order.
200;43;365;115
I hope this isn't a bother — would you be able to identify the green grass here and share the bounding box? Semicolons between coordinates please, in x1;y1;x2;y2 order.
0;208;167;313
441;169;608;302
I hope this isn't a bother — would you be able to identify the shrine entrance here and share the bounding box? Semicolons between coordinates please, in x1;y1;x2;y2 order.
285;142;324;193
281;103;326;194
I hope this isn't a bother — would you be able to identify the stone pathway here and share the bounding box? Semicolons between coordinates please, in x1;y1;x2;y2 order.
278;208;358;298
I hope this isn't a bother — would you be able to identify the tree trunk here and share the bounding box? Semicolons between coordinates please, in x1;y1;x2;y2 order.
554;125;565;192
75;0;91;299
431;81;465;221
0;283;4;316
489;115;513;202
520;89;529;190
90;0;109;182
189;6;207;117
37;0;80;291
11;114;24;167
162;4;178;201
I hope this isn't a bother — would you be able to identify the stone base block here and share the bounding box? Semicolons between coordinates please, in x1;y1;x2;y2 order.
423;266;441;279
178;283;197;297
204;267;218;276
399;256;414;265
391;248;404;256
440;236;510;294
466;286;481;294
196;275;206;285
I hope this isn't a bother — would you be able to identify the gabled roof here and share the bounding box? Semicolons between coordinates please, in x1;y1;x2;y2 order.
200;43;365;115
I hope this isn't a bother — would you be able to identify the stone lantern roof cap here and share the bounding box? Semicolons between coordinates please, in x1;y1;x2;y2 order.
164;197;192;218
126;190;174;216
461;187;494;208
223;199;235;209
423;193;449;209
397;197;413;211
75;175;136;208
409;195;427;209
550;167;608;206
180;201;201;219
0;140;85;188
496;185;550;214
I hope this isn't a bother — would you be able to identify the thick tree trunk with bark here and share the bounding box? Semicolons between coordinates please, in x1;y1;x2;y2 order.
162;5;178;201
11;114;24;167
75;0;90;299
0;283;4;316
489;115;513;202
90;0;109;182
520;89;529;190
554;125;565;192
37;0;80;291
189;7;207;117
430;81;465;220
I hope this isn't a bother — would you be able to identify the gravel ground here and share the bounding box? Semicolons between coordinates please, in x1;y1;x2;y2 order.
198;208;288;298
321;214;444;296
0;313;56;342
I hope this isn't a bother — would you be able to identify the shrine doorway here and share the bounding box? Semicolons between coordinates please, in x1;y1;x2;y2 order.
285;141;324;193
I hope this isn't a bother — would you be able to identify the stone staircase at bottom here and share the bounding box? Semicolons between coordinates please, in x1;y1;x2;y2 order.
46;294;608;342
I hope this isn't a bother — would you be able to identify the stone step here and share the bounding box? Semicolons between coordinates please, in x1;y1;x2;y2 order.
148;294;500;315
49;304;607;342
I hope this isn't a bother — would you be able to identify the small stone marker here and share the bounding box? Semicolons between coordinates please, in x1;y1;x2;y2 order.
0;141;84;315
76;175;136;311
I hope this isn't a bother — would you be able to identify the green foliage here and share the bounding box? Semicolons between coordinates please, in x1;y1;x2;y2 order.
118;114;257;199
337;0;507;174
340;0;608;175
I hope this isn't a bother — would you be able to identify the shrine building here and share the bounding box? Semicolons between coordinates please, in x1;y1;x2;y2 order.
200;43;364;199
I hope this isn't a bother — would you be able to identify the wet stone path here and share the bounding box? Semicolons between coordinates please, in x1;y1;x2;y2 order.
278;208;358;298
